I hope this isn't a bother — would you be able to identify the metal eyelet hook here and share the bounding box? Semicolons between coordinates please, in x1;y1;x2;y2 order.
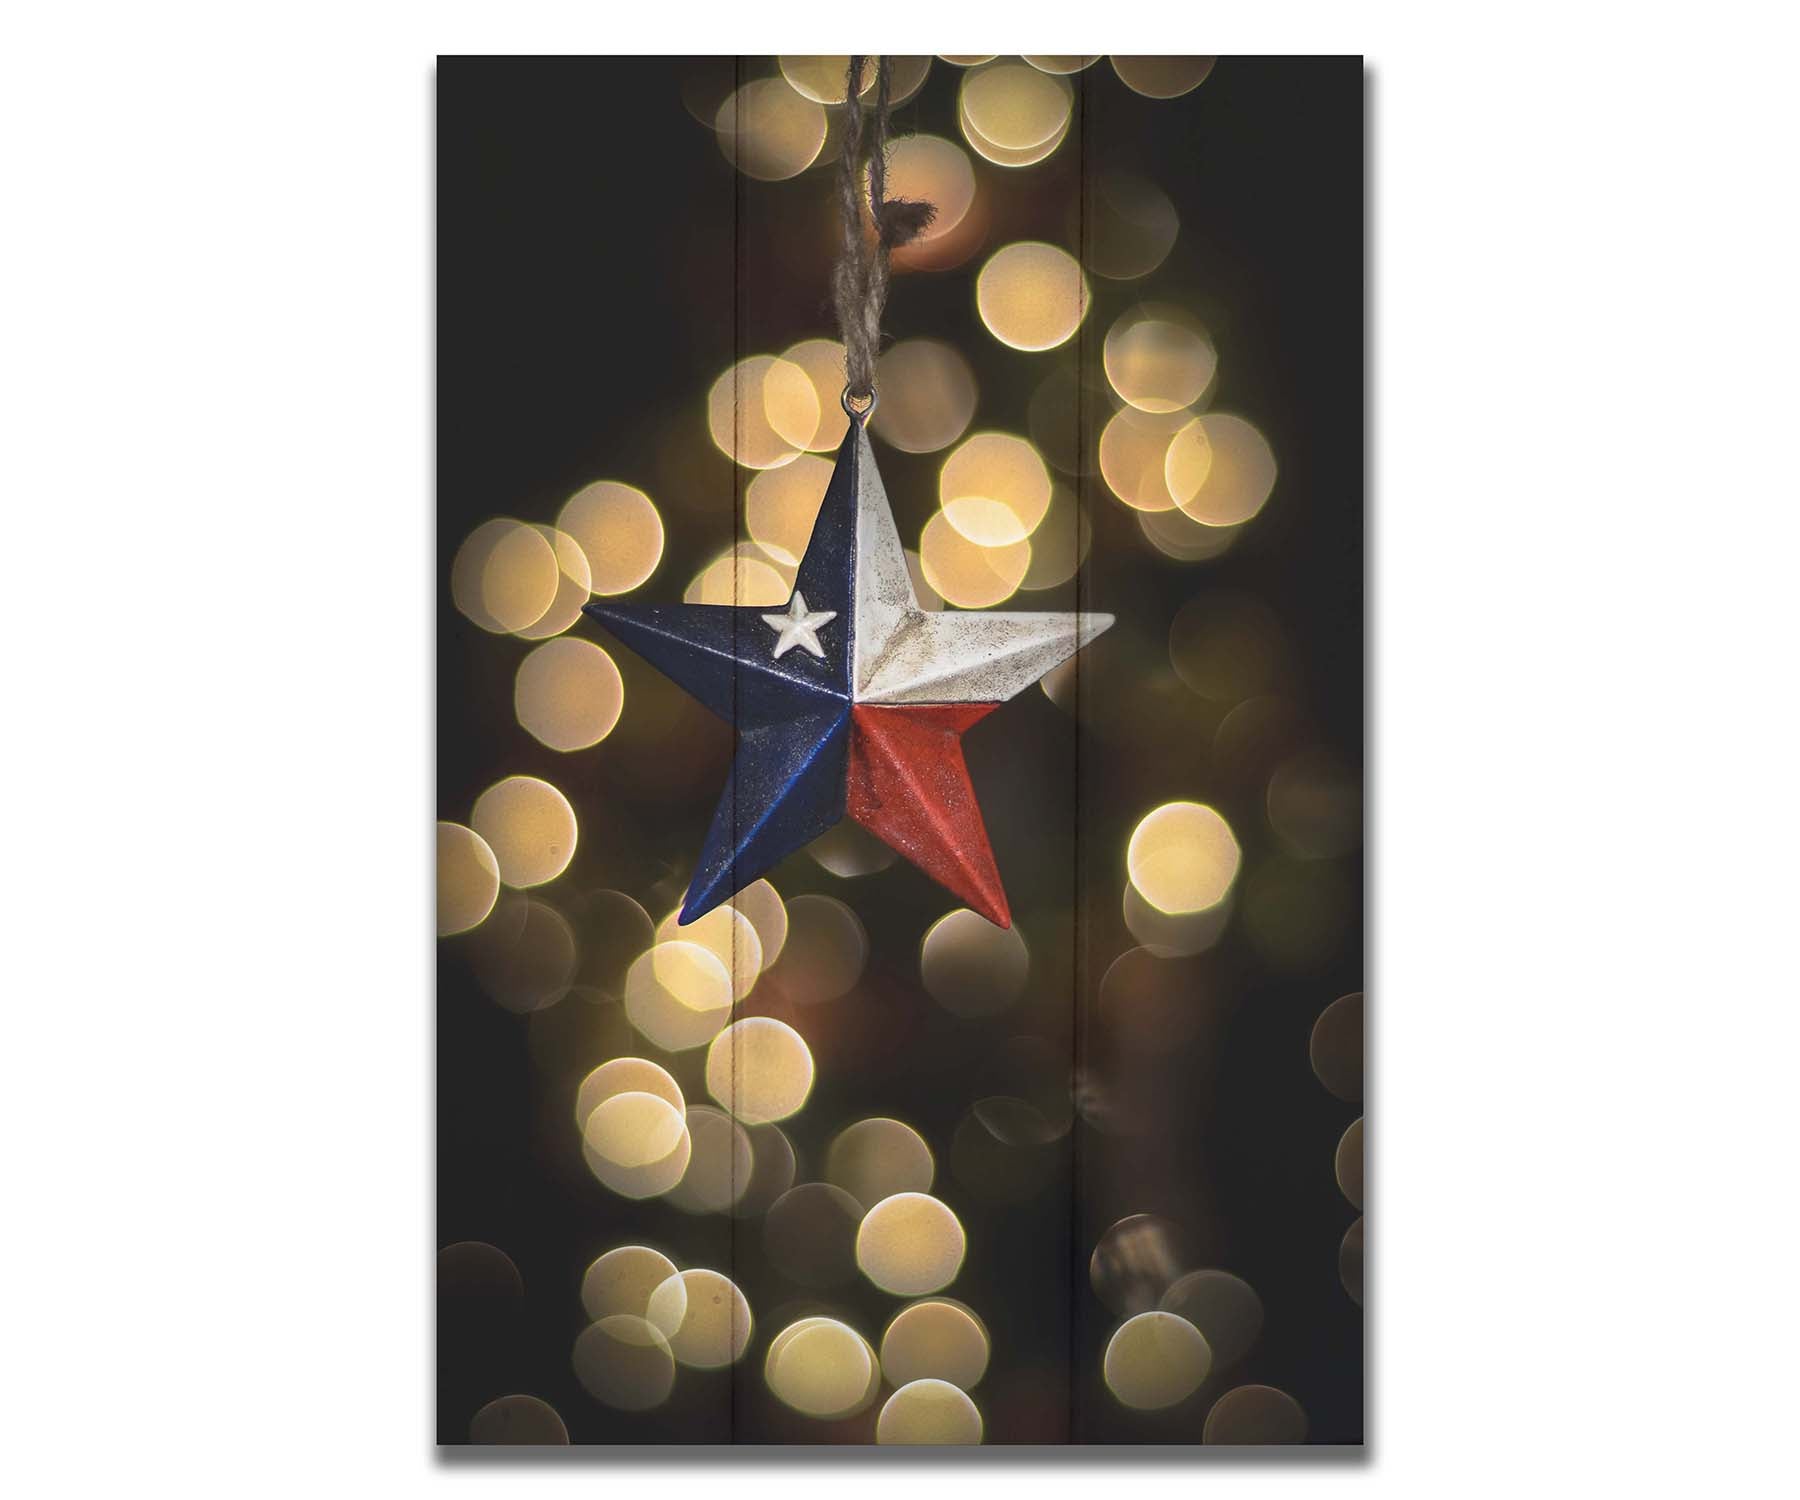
841;386;878;425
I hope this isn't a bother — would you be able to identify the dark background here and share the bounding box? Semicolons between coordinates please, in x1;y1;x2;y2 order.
438;54;1362;1447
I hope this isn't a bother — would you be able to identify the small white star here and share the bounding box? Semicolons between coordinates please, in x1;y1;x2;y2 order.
761;590;837;660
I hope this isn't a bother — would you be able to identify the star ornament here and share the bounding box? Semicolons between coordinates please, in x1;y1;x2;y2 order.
582;420;1112;929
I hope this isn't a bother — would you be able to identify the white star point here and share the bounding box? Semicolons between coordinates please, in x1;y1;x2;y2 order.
762;590;838;659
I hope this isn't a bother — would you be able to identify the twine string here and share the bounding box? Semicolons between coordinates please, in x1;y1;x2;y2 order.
833;55;935;404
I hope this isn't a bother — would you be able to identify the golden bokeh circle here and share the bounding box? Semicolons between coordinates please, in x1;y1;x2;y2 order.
707;355;820;470
1099;407;1185;512
768;893;868;1003
450;518;518;632
453;520;559;634
515;638;623;752
581;1092;692;1199
655;904;764;1003
876;1379;983;1444
976;242;1089;352
469;1394;568;1444
1091;1213;1189;1316
1023;55;1100;74
1341;1217;1364;1305
437;821;499;936
1203;1384;1308;1444
683;545;794;607
745;454;832;568
574;1056;685;1129
939;431;1052;546
581;1244;680;1322
623;941;734;1051
808;819;898;878
960;99;1070;169
920;908;1030;1017
881;1300;990;1390
826;1117;936;1211
705;1017;815;1124
878;136;977;248
1104;314;1218;414
1138;504;1241;562
572;1315;675;1410
1168;413;1277;526
872;340;979;455
778;338;851;453
765;1317;876;1419
513;526;593;640
939;55;997;67
1122;880;1231;957
1161;1270;1264;1370
918;512;1030;609
470;776;577;888
1110;56;1217;99
778;56;930;108
1086;173;1180;281
732;878;790;970
1310;991;1364;1103
665;1104;754;1215
1336;1117;1364;1210
647;1268;753;1368
1018;486;1091;592
556;481;664;597
856;1192;967;1296
1104;1310;1213;1410
714;78;827;181
1127;801;1241;914
960;62;1071;152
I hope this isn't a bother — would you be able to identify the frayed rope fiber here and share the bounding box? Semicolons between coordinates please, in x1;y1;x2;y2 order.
832;56;936;402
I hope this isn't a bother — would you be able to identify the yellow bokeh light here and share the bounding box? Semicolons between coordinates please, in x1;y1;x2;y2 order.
581;1245;680;1323
808;819;898;878
574;1056;684;1130
730;879;789;970
960;62;1072;153
939;432;1052;546
556;481;664;597
646;1268;752;1369
877;136;977;250
515;638;623;752
1023;55;1100;74
826;1117;935;1211
777;339;851;453
1203;1384;1308;1444
976;242;1089;352
436;821;499;936
1161;1268;1264;1370
470;775;577;888
1087;173;1180;282
705;1016;815;1124
1337;1117;1363;1210
1138;503;1241;562
920;907;1030;1017
623;941;734;1051
715;78;826;181
1018;486;1091;591
918;512;1030;609
881;1300;990;1391
745;454;831;568
778;56;930;107
871;340;978;455
765;1317;877;1419
708;355;820;471
572;1315;675;1410
684;546;794;607
468;1394;567;1445
939;55;996;67
513;526;592;640
1103;1310;1213;1410
452;519;559;635
655;904;763;1002
1168;413;1277;527
1104;314;1218;414
1099;407;1186;512
665;1104;754;1215
1123;880;1230;957
581;1091;692;1199
876;1379;983;1445
1110;56;1217;99
959;98;1071;169
856;1192;966;1296
1127;801;1242;915
767;893;868;1003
